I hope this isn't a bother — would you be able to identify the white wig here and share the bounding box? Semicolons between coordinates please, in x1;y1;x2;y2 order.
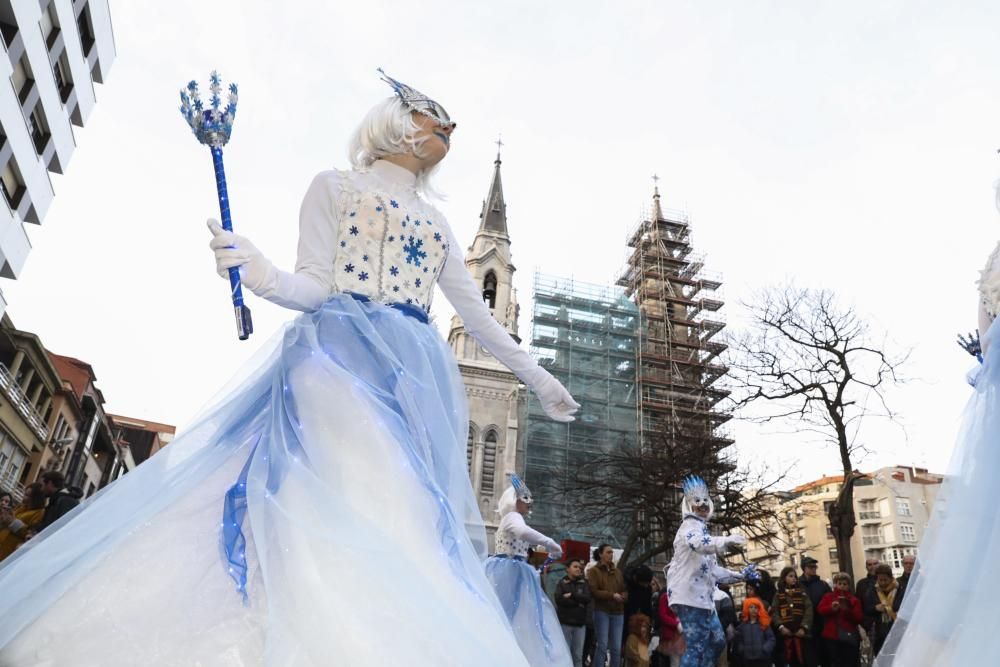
497;485;518;519
348;96;442;197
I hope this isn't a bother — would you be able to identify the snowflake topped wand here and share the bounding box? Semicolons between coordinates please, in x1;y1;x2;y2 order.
179;71;253;340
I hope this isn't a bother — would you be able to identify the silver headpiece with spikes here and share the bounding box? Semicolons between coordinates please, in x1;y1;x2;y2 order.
377;67;455;129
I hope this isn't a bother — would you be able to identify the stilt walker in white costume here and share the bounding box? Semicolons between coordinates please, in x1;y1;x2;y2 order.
666;476;751;667
486;474;574;666
0;69;580;666
874;190;1000;666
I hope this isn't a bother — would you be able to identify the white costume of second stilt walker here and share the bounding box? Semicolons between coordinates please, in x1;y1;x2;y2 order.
875;238;1000;666
486;475;574;666
0;71;580;666
666;476;747;667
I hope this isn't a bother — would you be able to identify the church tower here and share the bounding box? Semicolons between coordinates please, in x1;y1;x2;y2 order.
449;146;523;549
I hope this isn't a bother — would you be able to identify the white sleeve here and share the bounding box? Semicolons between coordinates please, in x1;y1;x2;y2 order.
713;564;743;584
251;172;338;312
504;512;560;552
436;224;545;387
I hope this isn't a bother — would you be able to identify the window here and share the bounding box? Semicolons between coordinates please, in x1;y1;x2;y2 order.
896;498;912;517
29;104;51;153
483;272;497;309
0;158;24;209
480;430;497;493
796;528;806;546
829;548;839;563
826;523;834;538
77;4;95;56
54;53;73;102
466;425;475;472
40;4;58;46
900;523;917;543
11;55;33;99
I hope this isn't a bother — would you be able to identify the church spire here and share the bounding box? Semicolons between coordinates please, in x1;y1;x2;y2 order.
479;135;508;236
651;174;664;222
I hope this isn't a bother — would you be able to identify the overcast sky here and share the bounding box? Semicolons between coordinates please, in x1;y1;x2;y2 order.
5;0;999;487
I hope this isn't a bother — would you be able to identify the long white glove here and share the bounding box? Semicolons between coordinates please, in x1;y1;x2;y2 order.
207;219;328;312
724;535;747;552
506;513;562;557
437;226;580;423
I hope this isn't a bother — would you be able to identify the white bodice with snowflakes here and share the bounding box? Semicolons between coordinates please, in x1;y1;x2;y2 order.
494;523;532;558
324;165;450;312
980;240;1000;323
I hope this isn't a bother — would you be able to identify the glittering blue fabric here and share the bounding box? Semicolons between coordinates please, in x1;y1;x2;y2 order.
486;555;573;666
0;294;499;653
675;604;726;667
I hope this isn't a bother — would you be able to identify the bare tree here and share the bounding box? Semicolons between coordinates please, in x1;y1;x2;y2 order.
728;286;908;578
547;432;792;571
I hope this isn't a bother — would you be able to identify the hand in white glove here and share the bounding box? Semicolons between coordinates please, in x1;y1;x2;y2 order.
546;540;563;559
531;373;580;423
207;219;275;293
725;535;747;552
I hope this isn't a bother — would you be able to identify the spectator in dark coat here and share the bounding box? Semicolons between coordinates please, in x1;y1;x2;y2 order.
735;599;776;667
854;558;879;633
892;555;915;613
556;559;592;667
864;564;898;657
39;471;82;530
624;564;655;629
799;557;833;667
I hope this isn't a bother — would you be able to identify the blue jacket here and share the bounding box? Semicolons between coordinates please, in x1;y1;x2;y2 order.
735;621;776;661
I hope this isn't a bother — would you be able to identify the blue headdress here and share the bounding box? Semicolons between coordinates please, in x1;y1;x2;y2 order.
511;473;533;505
377;67;455;129
681;475;714;519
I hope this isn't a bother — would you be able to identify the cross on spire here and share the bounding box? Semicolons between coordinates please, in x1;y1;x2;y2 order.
495;134;504;163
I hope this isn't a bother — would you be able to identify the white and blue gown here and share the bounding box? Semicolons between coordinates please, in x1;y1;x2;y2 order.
0;160;543;666
485;510;573;666
875;241;1000;666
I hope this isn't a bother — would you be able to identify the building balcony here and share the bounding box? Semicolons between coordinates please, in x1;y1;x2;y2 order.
862;535;885;546
859;511;882;521
0;362;49;441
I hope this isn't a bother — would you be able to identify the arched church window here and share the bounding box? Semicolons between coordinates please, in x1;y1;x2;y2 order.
480;430;498;493
483;271;497;309
467;424;476;472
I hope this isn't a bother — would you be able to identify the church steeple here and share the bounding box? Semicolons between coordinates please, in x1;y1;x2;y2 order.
479;137;508;236
448;143;521;360
651;174;664;222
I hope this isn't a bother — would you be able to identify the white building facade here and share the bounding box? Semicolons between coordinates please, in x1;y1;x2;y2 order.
0;0;114;310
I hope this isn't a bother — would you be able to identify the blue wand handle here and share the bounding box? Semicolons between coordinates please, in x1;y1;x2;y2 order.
211;146;253;340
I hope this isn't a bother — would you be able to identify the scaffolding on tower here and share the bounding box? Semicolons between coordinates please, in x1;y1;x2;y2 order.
615;184;734;467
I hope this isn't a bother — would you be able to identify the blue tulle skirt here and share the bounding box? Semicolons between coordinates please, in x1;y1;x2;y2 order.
875;319;1000;666
485;555;573;666
0;295;530;666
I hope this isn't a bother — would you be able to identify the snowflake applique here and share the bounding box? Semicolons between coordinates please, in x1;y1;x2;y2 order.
349;225;359;236
358;272;369;281
406;298;413;304
701;536;711;545
403;236;427;266
686;532;695;540
415;278;422;287
340;240;347;248
413;219;421;226
349;211;357;217
375;206;383;213
700;563;709;574
344;263;355;274
390;200;399;208
362;255;369;262
423;267;429;273
392;285;400;293
390;266;399;276
403;280;411;288
426;219;433;226
433;232;442;242
388;235;395;242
